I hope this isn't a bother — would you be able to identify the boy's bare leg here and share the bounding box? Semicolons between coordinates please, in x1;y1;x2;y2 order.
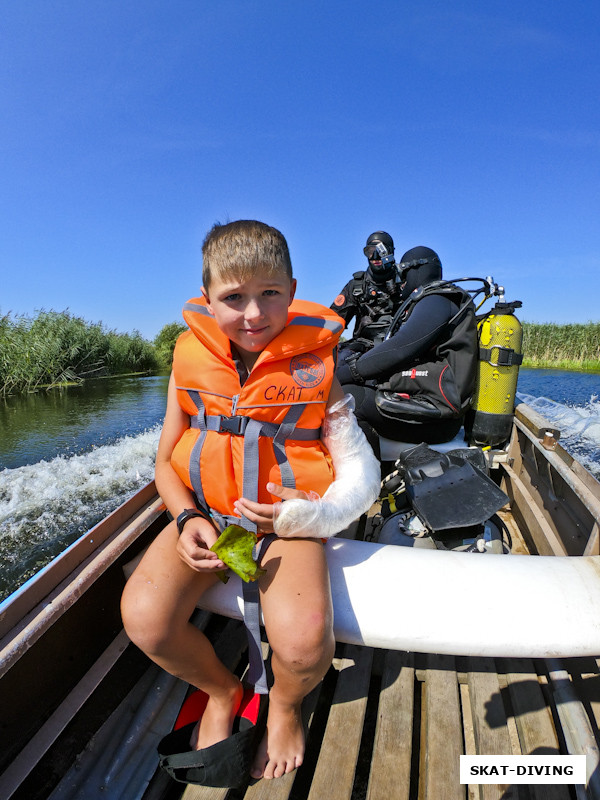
121;521;243;749
251;538;335;780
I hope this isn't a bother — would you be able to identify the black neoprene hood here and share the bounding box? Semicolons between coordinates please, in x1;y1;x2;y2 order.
398;246;442;295
366;231;395;254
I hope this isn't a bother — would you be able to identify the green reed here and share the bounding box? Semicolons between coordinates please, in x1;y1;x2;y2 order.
522;322;600;371
3;311;598;397
153;321;187;368
0;310;159;397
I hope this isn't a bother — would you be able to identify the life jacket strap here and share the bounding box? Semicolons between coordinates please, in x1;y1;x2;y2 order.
190;413;320;441
185;389;313;694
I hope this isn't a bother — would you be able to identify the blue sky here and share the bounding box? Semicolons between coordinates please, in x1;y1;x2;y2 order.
1;0;599;340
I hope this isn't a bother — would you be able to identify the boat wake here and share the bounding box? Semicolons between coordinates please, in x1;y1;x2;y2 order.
517;392;600;479
0;425;161;601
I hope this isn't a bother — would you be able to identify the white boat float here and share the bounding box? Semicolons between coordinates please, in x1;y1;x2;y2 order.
200;539;600;658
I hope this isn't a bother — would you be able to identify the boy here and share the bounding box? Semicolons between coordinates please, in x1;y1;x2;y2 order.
121;220;379;781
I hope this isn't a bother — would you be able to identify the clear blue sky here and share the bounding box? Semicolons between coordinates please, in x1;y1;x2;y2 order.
2;0;599;340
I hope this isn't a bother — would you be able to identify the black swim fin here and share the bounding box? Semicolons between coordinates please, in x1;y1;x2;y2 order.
395;443;508;532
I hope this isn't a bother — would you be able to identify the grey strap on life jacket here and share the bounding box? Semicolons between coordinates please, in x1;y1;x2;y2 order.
237;417;265;693
271;402;305;490
183;390;317;694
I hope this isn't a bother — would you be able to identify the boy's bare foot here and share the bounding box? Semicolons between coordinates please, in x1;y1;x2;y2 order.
251;700;304;780
190;681;244;750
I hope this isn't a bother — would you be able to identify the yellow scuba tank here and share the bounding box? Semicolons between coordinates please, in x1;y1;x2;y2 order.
466;300;523;447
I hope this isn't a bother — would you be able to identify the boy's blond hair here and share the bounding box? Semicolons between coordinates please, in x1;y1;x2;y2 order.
202;220;293;291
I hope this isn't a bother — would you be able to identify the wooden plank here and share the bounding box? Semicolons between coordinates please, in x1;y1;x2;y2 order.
503;658;570;800
366;650;414;800
571;459;600;498
515;404;561;442
459;683;479;800
307;644;373;800
182;781;228;800
583;522;599;557
466;657;515;800
421;654;465;800
501;463;568;556
244;676;326;800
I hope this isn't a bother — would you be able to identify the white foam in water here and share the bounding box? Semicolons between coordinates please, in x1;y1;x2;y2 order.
517;392;600;479
0;425;161;599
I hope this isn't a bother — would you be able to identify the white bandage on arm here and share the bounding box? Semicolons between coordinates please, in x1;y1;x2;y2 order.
273;395;381;538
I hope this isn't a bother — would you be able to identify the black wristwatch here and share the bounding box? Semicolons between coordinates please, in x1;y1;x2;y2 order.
176;508;209;535
347;355;364;385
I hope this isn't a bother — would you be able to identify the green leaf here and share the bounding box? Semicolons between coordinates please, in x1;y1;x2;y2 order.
210;525;267;583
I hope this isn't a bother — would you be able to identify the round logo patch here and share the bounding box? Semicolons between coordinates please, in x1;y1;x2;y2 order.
290;354;326;388
333;293;346;307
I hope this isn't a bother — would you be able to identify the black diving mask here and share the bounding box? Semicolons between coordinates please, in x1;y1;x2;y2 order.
397;257;433;281
364;242;389;260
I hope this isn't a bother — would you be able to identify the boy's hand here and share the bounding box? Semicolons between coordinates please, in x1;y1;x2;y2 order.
233;482;311;534
176;518;227;573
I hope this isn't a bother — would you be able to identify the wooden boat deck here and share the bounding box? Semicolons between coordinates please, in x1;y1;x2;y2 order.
141;613;600;800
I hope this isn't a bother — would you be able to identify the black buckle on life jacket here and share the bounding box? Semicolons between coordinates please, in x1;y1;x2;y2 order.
219;415;249;435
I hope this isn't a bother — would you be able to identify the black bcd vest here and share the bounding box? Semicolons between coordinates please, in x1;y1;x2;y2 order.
349;270;404;343
375;281;479;423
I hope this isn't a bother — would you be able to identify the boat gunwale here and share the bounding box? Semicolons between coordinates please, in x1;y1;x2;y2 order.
0;481;161;641
0;490;165;679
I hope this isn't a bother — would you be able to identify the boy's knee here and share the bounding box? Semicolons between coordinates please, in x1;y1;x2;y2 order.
121;587;170;656
274;610;334;670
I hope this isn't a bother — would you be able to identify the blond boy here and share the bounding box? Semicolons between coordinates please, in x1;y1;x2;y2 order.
121;220;379;780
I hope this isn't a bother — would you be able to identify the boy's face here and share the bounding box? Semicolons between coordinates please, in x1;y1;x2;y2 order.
203;270;296;364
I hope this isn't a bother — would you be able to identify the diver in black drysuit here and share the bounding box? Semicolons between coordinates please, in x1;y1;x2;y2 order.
333;246;478;454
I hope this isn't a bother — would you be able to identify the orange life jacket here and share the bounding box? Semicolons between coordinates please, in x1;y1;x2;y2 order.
170;296;344;532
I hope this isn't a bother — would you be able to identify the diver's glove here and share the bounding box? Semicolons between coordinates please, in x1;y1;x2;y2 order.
272;395;380;538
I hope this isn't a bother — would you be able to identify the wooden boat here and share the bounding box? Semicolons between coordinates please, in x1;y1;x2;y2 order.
0;401;599;800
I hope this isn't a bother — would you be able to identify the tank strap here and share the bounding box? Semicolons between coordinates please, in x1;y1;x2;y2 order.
479;346;523;367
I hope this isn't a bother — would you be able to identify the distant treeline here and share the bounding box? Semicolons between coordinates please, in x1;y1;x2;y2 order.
522;322;600;371
1;310;599;397
0;310;185;398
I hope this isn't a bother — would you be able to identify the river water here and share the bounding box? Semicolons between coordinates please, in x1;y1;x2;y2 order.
0;369;599;601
